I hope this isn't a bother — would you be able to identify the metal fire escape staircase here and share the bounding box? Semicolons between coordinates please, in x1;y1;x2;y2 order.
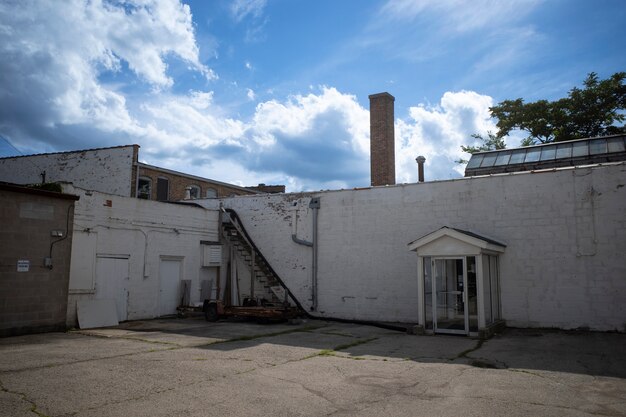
221;208;304;313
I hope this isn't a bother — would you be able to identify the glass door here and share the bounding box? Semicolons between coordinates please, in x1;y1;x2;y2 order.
433;258;467;334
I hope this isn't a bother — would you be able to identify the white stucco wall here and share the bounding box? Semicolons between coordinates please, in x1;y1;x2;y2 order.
65;185;219;325
0;146;136;196
198;163;626;331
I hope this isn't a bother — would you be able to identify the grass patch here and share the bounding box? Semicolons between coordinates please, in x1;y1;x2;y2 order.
332;337;377;352
298;337;379;362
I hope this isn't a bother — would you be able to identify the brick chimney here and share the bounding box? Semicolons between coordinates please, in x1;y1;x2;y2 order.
369;92;395;186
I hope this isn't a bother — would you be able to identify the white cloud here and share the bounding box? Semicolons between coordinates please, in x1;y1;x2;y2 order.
245;61;253;70
395;91;496;181
230;0;267;22
120;86;370;191
0;0;499;192
0;0;212;143
381;0;542;32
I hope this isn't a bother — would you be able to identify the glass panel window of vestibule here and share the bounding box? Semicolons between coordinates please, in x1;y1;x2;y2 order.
423;256;433;330
483;254;493;325
466;256;478;332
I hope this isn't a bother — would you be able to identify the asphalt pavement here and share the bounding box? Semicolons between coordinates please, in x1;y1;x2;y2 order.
1;318;624;416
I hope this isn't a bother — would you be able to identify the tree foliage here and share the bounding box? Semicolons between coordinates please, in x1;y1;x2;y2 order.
456;132;505;164
459;72;626;163
491;72;626;145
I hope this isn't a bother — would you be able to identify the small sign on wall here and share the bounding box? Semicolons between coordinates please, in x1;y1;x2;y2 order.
17;259;30;272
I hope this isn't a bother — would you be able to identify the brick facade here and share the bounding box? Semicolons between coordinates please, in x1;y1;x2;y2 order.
369;92;396;186
245;183;286;194
137;164;258;201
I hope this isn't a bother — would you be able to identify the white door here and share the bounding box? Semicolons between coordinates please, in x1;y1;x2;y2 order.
95;256;129;321
159;259;182;316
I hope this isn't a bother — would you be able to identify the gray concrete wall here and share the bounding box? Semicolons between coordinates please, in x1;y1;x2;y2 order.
198;163;626;331
0;145;136;197
0;185;77;336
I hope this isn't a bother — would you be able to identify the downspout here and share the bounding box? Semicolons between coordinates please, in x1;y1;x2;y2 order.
291;197;320;311
310;198;319;311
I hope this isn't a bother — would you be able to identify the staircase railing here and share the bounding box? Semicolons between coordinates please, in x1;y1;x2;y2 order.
222;208;306;312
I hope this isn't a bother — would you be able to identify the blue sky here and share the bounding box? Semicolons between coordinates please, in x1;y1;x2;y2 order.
0;0;624;191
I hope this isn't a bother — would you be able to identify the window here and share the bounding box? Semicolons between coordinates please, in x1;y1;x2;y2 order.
466;154;484;169
137;177;152;199
479;153;498;167
572;141;588;157
205;188;217;198
539;145;557;161
508;149;526;164
589;138;607;155
188;185;200;199
156;177;169;201
524;148;541;163
608;137;626;153
556;143;572;159
494;151;512;166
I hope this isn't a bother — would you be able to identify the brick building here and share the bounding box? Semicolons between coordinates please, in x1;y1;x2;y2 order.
0;183;78;336
0;145;285;202
136;162;258;201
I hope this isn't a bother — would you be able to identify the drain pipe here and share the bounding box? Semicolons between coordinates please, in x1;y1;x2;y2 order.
310;198;320;311
291;197;320;311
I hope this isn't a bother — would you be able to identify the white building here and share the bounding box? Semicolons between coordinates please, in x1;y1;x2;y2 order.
197;160;626;334
65;184;220;326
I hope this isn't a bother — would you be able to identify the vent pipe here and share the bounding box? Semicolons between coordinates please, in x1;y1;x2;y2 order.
416;156;426;183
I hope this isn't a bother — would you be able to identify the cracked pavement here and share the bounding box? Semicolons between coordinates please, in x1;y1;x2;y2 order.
1;318;625;417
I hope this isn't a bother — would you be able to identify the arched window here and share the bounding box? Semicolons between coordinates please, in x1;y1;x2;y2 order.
189;185;201;199
205;187;217;198
137;177;152;199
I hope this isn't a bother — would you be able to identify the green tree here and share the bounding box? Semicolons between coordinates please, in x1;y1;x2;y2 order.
456;132;505;164
491;72;626;146
459;72;626;163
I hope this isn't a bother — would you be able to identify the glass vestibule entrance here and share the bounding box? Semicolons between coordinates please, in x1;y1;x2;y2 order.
428;257;477;335
431;256;478;334
409;227;506;337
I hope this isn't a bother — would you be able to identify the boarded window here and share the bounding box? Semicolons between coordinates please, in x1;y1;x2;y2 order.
157;177;169;201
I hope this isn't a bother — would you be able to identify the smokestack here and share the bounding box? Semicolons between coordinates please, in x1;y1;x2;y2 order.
416;156;426;182
369;92;395;186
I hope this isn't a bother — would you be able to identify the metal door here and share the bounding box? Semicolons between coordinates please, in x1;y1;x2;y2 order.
95;256;129;321
158;259;182;316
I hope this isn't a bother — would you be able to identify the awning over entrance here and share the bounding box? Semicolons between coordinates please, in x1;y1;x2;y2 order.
408;226;506;255
408;227;506;337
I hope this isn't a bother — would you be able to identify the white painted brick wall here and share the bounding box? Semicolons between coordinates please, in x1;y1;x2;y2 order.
198;163;626;331
0;146;135;196
65;185;219;325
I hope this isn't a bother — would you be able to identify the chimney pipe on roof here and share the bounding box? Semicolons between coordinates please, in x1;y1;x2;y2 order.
416;156;426;182
369;92;396;186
